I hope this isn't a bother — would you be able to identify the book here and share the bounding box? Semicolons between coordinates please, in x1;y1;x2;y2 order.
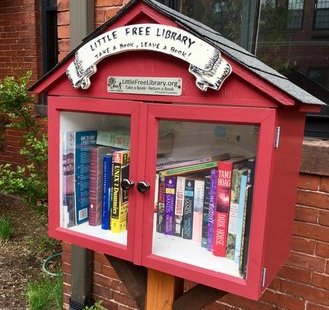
156;153;229;172
234;173;248;265
62;131;76;227
110;150;130;233
201;175;211;248
164;176;177;235
174;176;185;236
212;157;247;256
182;178;194;239
96;129;130;149
192;179;205;243
71;130;97;225
226;167;247;259
207;169;218;251
158;160;219;177
239;158;256;278
156;175;166;233
101;153;112;230
89;146;112;226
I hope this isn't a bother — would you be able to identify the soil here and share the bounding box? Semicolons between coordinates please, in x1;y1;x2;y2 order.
0;193;52;310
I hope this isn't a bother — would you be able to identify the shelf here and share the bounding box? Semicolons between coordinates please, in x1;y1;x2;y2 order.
67;222;127;245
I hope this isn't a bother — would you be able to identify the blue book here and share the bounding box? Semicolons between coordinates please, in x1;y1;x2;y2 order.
234;173;248;265
102;154;112;230
74;130;97;225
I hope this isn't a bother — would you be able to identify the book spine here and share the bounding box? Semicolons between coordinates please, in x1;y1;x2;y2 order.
164;176;177;235
174;176;185;236
96;130;130;149
111;151;130;233
207;169;218;251
88;147;98;226
160;160;218;177
156;176;165;233
192;179;204;244
226;169;241;259
101;154;112;230
213;161;233;256
62;131;76;227
202;176;211;248
182;178;194;239
239;158;256;278
234;173;248;265
74;131;97;225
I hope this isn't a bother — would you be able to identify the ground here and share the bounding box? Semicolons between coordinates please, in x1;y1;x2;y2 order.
0;193;55;310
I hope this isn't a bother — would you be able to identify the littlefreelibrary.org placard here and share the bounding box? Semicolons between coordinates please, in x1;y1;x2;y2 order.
107;76;182;96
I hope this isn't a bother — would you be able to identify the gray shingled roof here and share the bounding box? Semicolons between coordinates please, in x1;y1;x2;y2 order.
31;0;325;106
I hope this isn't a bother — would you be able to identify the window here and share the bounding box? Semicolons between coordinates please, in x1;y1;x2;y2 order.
287;0;304;30
41;0;58;74
162;0;329;138
314;0;329;29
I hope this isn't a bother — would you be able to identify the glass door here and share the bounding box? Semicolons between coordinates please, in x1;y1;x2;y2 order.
142;103;276;284
48;96;142;261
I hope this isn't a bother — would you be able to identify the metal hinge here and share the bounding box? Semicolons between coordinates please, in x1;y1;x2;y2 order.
274;126;281;148
261;267;267;287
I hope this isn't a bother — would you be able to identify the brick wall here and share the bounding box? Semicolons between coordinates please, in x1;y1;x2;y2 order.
0;0;41;82
62;141;329;310
0;0;41;166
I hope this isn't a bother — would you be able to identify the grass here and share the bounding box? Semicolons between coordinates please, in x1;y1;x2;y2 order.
27;274;62;310
0;216;13;242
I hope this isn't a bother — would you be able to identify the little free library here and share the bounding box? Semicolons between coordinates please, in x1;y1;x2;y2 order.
31;0;325;306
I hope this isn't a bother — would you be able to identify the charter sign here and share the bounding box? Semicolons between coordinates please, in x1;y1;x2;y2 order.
66;24;232;92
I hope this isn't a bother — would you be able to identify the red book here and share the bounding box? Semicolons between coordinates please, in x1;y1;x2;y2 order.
212;157;247;256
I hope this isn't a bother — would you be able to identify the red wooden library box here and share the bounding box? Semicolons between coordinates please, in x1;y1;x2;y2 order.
31;0;324;300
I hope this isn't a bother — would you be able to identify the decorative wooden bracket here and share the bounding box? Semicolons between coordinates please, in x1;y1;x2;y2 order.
173;283;227;310
105;256;227;310
105;255;147;310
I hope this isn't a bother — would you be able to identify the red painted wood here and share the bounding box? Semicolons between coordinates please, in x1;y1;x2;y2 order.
41;0;315;302
48;96;143;262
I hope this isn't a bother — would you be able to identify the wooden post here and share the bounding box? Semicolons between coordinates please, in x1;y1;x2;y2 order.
145;269;184;310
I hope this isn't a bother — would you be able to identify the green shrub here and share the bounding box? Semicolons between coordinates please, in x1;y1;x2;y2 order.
0;71;48;208
0;217;13;242
27;274;62;310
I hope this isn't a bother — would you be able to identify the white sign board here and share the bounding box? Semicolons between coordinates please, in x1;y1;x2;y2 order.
107;77;182;96
67;24;232;92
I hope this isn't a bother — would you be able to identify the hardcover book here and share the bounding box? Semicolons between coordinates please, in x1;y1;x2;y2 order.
110;150;130;233
101;154;112;230
164;176;177;235
89;146;112;226
63;130;97;226
182;178;194;239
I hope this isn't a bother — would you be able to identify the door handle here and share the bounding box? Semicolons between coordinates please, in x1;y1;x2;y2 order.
137;181;150;193
121;179;135;190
